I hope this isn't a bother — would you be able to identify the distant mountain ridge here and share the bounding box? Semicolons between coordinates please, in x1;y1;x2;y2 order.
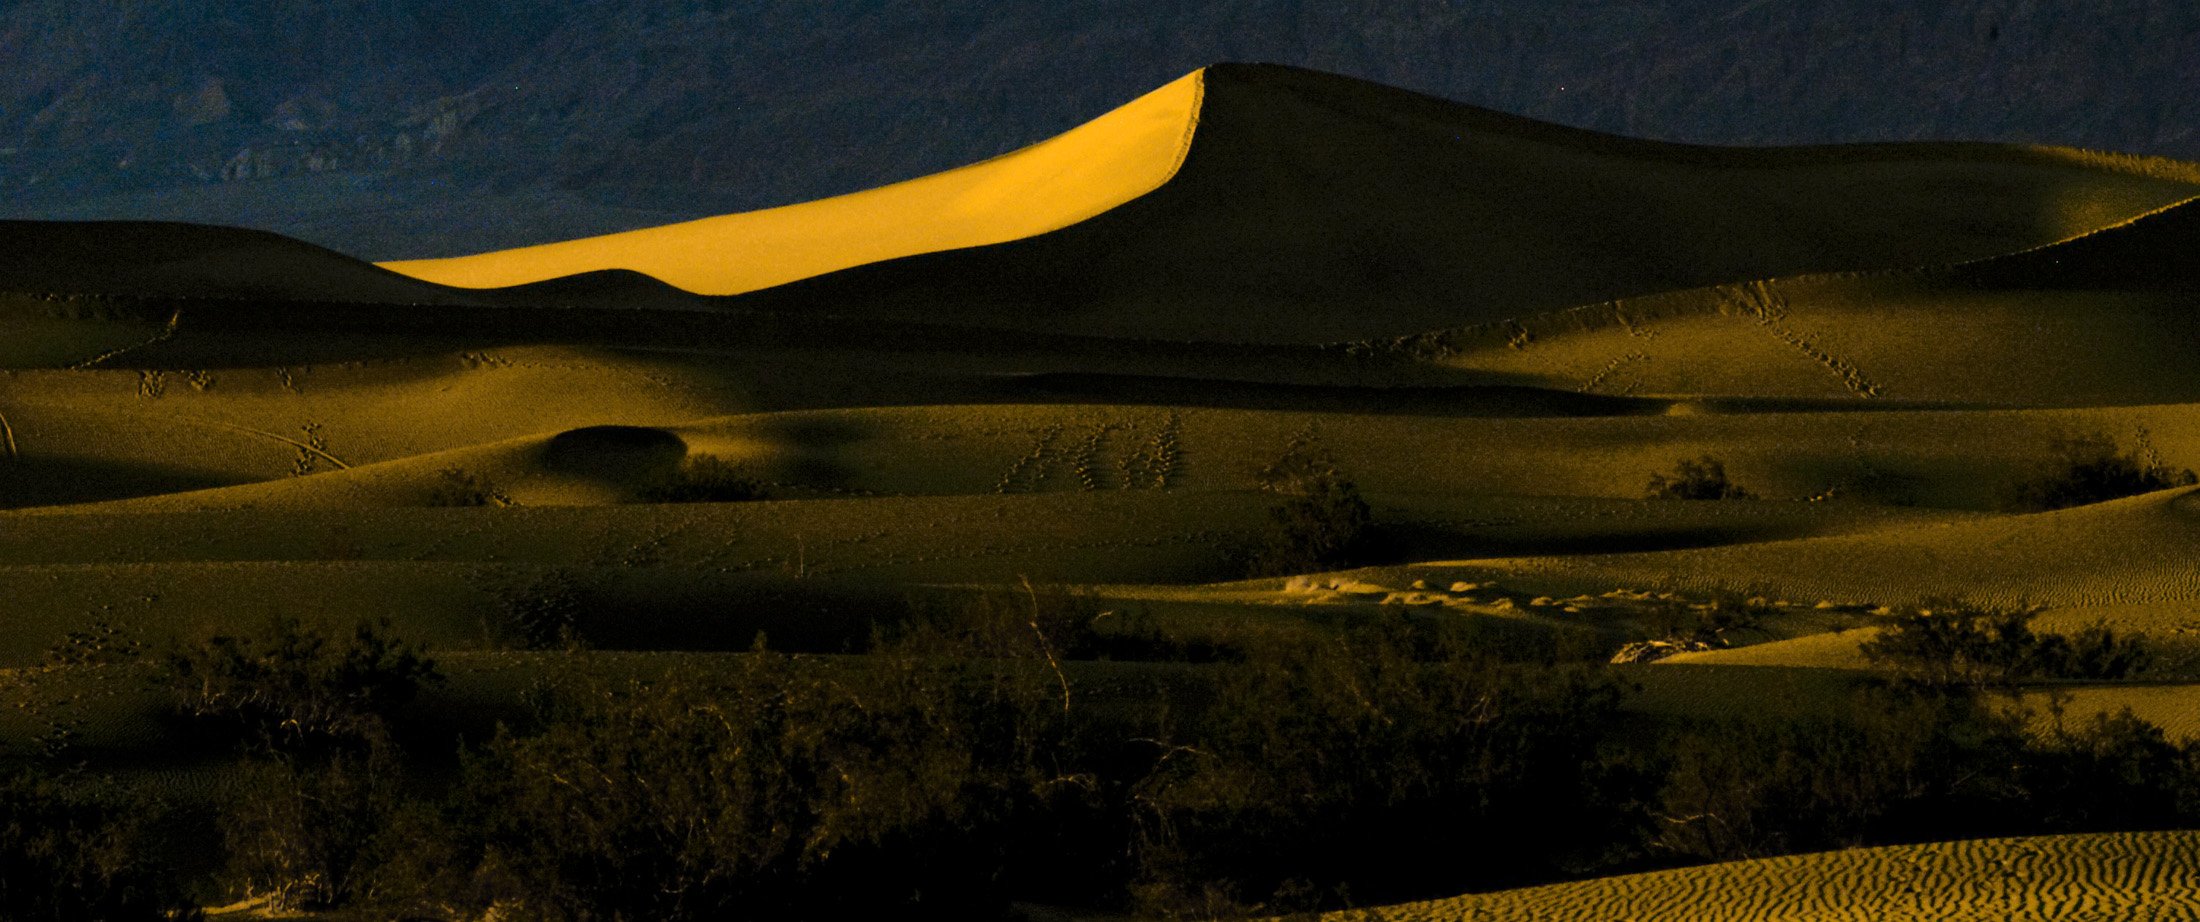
2;0;2196;259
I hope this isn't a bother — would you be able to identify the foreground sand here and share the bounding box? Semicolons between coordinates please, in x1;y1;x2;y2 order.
1352;832;2200;921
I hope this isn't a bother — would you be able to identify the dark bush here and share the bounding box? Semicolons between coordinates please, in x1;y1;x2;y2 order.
0;768;200;922
1654;687;2020;861
1246;435;1376;577
162;618;444;910
428;467;504;507
219;746;416;912
2018;705;2200;831
1638;592;1771;646
1127;612;1638;915
889;580;1106;662
443;651;1071;921
1645;456;1751;500
130;608;2200;919
1999;432;2196;512
1656;683;2200;865
163;616;443;754
638;454;768;503
1860;604;2152;686
889;582;1232;664
485;569;589;651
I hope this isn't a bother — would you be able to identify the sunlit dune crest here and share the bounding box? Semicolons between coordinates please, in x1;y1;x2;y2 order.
377;69;1206;294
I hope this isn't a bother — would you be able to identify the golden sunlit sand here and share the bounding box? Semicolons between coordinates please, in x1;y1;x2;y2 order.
1352;832;2200;921
376;70;1205;293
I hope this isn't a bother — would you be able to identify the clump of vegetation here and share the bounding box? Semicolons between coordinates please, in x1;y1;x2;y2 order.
1246;432;1377;577
1999;432;2196;512
1654;686;1994;861
1614;592;1773;662
485;569;589;651
0;768;199;922
220;746;419;912
889;582;1235;665
1127;613;1634;915
638;453;768;502
1656;684;2200;865
33;604;2200;920
1860;603;2152;687
42;618;149;668
163;618;445;912
1642;592;1771;646
438;649;1072;920
428;466;506;507
2017;705;2200;832
163;616;443;753
1645;455;1752;500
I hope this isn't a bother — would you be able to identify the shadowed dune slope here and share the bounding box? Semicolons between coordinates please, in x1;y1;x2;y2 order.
1355;832;2200;921
0;220;505;305
1431;486;2200;610
1401;195;2200;407
390;63;2200;342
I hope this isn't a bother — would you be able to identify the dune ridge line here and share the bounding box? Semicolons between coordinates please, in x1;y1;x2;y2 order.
376;69;1209;294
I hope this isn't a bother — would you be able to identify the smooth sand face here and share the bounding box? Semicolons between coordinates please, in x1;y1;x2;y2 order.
1356;831;2200;921
376;69;1206;294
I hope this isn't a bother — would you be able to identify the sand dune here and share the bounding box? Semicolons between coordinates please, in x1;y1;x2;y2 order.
384;64;2200;343
0;220;496;305
5;63;2200;916
1424;485;2200;610
377;70;1206;293
1356;831;2200;921
1400;194;2200;407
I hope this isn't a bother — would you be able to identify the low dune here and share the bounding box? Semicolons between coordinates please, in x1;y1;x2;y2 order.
1355;831;2200;921
1431;486;2200;610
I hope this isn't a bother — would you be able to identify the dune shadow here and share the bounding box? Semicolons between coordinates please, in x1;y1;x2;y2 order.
1384;520;1807;559
984;373;1670;417
540;425;690;481
0;456;251;509
740;415;881;489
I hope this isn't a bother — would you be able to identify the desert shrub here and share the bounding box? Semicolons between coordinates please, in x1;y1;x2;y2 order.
1653;686;2019;861
888;580;1107;662
1645;455;1751;500
888;582;1229;664
638;453;767;502
1127;613;1638;915
1638;592;1772;646
162;618;443;909
2017;705;2200;831
440;650;1072;921
0;768;200;922
1999;432;2196;512
428;467;503;507
43;618;150;668
218;746;418;912
1246;435;1376;577
163;616;443;754
1860;604;2151;686
1657;685;2200;864
485;569;588;651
